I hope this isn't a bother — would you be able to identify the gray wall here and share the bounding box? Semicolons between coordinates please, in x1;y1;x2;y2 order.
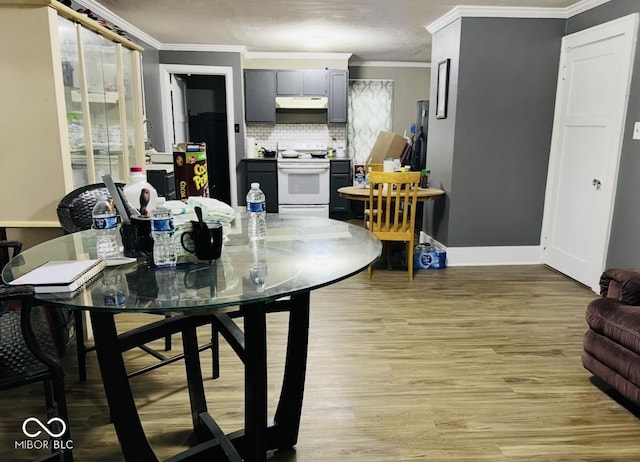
425;17;565;247
348;65;430;136
156;51;245;156
139;50;245;202
422;19;461;242
566;0;640;269
140;48;162;149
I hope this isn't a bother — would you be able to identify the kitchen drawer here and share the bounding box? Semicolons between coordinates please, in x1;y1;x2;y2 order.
330;159;351;174
245;159;277;172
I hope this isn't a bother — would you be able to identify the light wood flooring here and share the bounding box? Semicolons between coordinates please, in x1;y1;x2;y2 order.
3;265;640;461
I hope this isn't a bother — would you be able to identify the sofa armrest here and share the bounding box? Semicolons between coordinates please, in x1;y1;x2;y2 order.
600;268;640;305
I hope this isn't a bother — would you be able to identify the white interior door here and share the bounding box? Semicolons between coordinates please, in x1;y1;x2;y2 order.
170;74;188;145
542;13;638;292
159;64;239;211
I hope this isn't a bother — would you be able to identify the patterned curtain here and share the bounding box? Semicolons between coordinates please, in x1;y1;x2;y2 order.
347;80;394;164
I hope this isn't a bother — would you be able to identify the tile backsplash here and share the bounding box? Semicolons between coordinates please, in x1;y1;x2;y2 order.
246;124;347;150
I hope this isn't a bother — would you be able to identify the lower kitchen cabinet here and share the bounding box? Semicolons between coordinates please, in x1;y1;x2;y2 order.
244;159;278;213
330;159;352;219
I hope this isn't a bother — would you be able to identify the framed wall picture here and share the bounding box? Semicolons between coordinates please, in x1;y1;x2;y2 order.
436;59;450;119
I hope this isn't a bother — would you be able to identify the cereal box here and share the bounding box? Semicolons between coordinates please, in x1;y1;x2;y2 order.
174;142;209;202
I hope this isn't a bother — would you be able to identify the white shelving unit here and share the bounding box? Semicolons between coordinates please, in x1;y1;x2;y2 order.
0;0;145;230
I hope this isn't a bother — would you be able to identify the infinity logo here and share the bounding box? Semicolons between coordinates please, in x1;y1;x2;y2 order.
22;417;67;438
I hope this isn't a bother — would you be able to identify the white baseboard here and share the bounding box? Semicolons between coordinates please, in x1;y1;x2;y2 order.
445;245;542;266
419;232;542;266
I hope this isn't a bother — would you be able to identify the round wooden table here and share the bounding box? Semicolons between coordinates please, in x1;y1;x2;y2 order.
338;185;445;202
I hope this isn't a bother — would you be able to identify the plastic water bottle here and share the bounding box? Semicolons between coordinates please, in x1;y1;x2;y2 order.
92;194;121;260
249;241;268;291
102;274;127;307
155;267;180;307
151;197;177;267
246;182;267;242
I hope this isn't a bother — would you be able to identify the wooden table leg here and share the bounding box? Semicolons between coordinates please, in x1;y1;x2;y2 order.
182;326;208;435
273;292;310;450
242;305;268;462
90;311;159;462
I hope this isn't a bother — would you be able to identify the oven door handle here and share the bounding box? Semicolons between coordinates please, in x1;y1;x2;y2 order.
277;165;330;174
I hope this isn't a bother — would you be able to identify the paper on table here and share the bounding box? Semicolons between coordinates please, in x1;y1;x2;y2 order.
9;260;106;293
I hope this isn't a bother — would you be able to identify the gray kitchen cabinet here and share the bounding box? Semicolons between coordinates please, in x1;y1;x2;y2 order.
328;70;348;124
244;70;276;123
245;68;347;124
330;159;352;219
244;160;278;213
276;70;327;96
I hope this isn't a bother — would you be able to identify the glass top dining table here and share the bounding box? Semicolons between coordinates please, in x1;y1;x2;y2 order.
2;214;382;314
2;213;382;462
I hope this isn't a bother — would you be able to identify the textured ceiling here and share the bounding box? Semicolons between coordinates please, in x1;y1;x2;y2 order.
82;0;581;62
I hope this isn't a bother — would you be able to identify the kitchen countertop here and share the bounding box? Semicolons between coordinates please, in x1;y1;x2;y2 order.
242;157;351;161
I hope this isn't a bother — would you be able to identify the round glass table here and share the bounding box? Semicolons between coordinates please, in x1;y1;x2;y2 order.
3;214;381;462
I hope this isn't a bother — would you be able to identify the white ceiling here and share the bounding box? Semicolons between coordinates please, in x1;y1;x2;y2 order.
77;0;593;63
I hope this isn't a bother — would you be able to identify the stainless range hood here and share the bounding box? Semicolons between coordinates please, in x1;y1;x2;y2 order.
275;96;328;110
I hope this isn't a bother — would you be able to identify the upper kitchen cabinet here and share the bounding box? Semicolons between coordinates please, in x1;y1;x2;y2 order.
245;70;276;123
0;1;145;228
328;70;348;124
276;70;327;96
245;68;348;124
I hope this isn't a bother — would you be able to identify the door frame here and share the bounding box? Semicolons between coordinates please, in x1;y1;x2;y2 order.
540;13;638;292
159;64;238;210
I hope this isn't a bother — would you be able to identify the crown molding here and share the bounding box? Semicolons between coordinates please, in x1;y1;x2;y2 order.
75;0;611;57
566;0;611;16
159;43;248;54
74;0;161;49
349;61;430;68
426;0;611;34
244;51;353;61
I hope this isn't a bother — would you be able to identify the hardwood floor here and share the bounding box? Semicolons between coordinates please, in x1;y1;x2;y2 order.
3;265;640;461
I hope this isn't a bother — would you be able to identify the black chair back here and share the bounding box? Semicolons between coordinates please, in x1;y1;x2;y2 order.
56;182;127;234
0;285;73;460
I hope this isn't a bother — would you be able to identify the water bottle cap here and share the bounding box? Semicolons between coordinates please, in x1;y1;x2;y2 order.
251;182;260;189
156;197;166;204
130;166;143;173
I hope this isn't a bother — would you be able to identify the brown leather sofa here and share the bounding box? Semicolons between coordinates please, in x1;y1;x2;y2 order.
583;268;640;405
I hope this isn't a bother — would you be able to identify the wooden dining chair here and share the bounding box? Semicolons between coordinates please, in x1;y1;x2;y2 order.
367;171;421;281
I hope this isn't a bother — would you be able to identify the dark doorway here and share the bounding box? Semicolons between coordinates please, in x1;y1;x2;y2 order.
180;74;230;205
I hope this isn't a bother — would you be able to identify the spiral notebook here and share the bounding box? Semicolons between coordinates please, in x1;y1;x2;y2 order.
9;259;107;294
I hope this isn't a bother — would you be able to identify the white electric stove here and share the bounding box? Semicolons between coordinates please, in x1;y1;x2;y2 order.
276;140;330;217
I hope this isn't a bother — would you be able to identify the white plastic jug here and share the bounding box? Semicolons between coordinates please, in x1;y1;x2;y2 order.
123;166;159;217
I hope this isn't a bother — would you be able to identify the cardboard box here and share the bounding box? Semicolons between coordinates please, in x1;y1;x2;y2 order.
366;131;408;164
174;142;209;202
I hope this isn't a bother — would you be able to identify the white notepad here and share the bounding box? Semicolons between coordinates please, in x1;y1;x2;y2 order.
9;260;106;293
